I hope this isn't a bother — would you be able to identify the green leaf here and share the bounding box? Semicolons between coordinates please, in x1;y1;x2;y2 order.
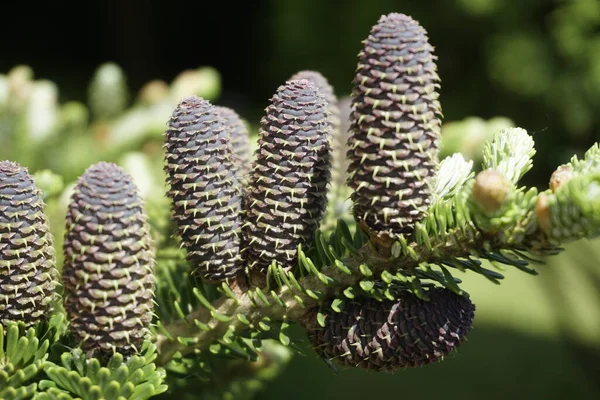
359;280;374;292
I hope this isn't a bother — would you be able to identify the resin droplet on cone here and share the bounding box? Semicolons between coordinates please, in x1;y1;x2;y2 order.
348;13;442;242
164;97;244;282
62;162;155;356
244;79;331;273
0;161;58;328
307;288;475;371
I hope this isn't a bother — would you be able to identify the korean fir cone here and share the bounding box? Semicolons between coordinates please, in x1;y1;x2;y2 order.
62;162;155;356
307;288;475;371
214;106;252;187
164;97;244;282
243;79;332;274
0;161;58;327
347;13;442;244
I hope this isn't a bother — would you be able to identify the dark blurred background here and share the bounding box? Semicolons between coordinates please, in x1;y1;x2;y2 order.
3;0;600;398
3;0;600;179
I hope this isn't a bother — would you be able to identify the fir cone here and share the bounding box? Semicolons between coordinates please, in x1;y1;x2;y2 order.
307;288;475;371
348;13;442;242
63;162;155;356
289;71;340;134
334;96;352;190
0;161;58;328
214;106;252;186
164;97;243;282
290;71;349;214
244;79;331;273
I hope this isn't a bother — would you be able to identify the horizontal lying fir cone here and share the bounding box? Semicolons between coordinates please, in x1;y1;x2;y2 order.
244;79;331;273
214;106;252;186
347;13;442;243
0;161;58;327
307;288;475;371
164;97;244;282
63;162;155;356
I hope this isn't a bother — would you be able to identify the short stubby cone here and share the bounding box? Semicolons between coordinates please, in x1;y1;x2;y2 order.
164;97;244;282
0;161;58;328
307;288;475;371
244;79;331;273
214;106;252;186
347;13;442;241
63;162;155;356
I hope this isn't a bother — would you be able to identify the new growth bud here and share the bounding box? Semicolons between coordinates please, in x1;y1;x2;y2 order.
471;169;512;215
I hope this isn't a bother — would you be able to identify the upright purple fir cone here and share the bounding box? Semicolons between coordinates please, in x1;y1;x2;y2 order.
63;162;155;356
307;288;475;371
244;80;331;273
214;106;252;186
289;71;340;134
0;161;58;328
290;71;348;201
348;13;442;243
164;97;243;282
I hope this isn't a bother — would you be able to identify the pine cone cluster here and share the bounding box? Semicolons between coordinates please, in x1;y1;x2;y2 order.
347;13;442;242
243;79;331;272
307;288;475;371
0;161;58;327
62;162;155;356
164;97;244;282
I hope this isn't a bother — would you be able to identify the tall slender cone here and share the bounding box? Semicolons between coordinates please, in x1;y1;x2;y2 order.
290;71;349;220
347;13;442;243
164;97;244;282
244;79;331;273
307;288;475;371
63;162;155;356
0;161;58;328
214;106;252;187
